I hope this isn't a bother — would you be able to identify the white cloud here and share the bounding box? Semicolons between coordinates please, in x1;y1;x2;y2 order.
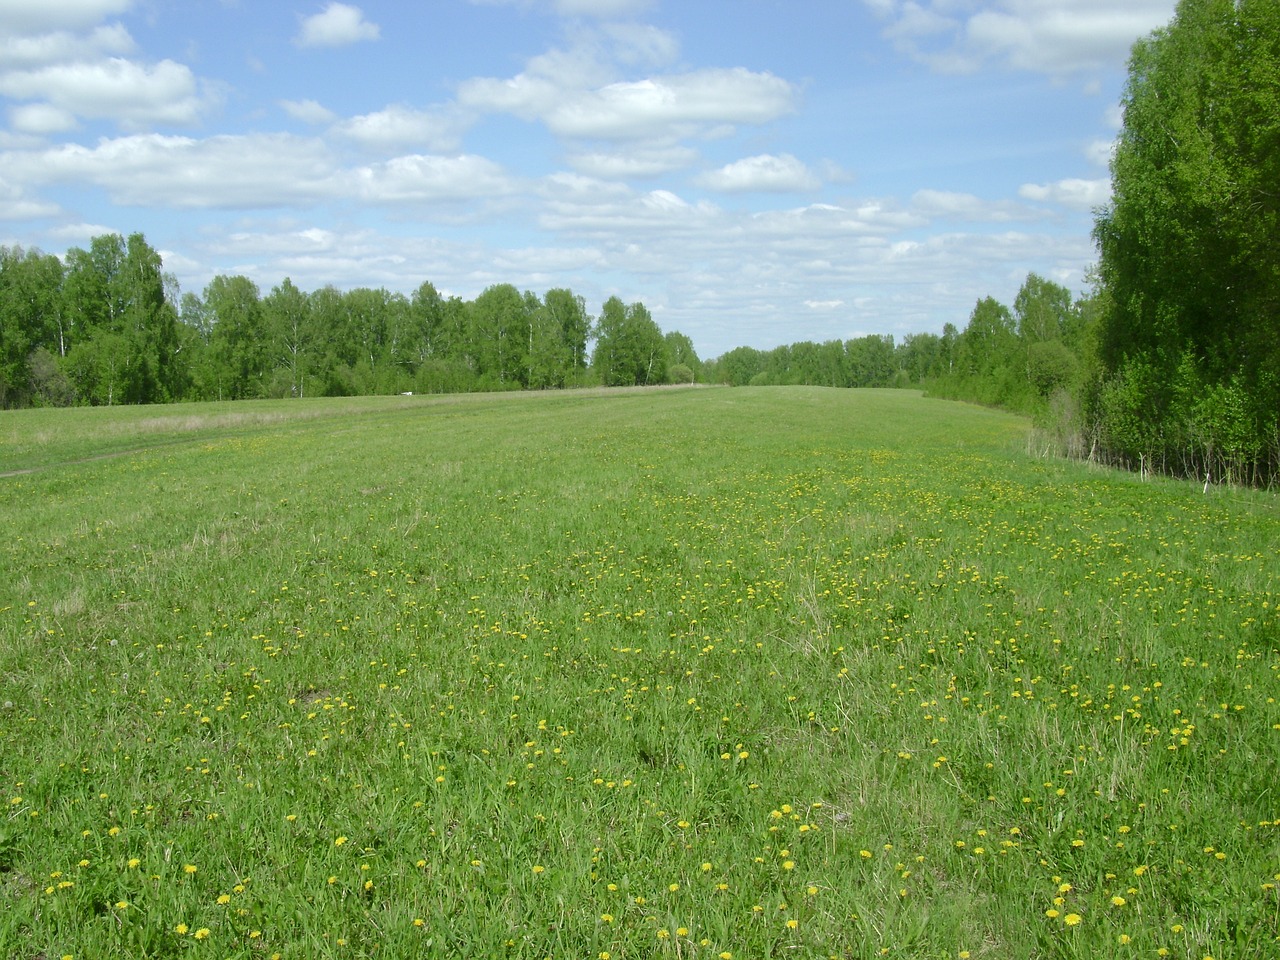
468;0;655;18
539;183;722;235
45;220;118;242
3;133;335;207
458;43;614;120
279;98;337;125
332;104;468;152
9;101;78;133
864;1;1177;76
699;154;820;193
0;174;60;219
347;154;515;204
545;68;797;141
1019;177;1110;210
553;0;653;16
461;34;796;143
1;133;515;211
1085;137;1114;168
0;23;134;69
0;57;213;128
0;0;133;33
566;145;698;179
909;188;1042;222
295;3;380;48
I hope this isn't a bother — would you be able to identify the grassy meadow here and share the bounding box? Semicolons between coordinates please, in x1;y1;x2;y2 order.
1;386;1277;960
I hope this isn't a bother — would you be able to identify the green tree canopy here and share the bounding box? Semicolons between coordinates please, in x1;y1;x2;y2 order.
1092;0;1280;482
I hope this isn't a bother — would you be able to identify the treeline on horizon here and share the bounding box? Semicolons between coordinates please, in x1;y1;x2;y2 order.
0;233;709;405
0;232;947;406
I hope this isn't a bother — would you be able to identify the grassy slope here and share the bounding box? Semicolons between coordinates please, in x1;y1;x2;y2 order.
1;387;1277;959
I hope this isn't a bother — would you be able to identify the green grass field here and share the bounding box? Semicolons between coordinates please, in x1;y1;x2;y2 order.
2;387;1277;960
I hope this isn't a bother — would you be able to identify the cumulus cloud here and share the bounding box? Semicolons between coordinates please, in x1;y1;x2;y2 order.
0;0;133;33
0;173;60;219
460;29;795;144
295;3;380;48
468;0;655;18
553;0;654;16
0;8;217;130
1019;177;1111;210
280;98;337;125
458;43;615;120
1;133;514;210
565;145;698;179
545;68;796;141
909;188;1043;222
9;101;78;133
0;57;213;128
699;154;820;193
331;103;468;152
2;133;334;207
864;0;1176;76
346;154;515;204
0;23;134;70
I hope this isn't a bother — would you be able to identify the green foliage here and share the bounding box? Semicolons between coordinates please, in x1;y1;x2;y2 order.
2;389;1277;959
0;233;684;408
667;362;694;385
592;297;667;386
1026;340;1078;398
1091;0;1280;484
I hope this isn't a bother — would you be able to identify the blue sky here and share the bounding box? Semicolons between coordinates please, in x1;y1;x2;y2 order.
0;0;1177;358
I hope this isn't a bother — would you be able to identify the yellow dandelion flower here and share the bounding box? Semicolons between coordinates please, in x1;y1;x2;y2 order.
1064;913;1082;926
334;836;347;847
193;928;210;940
175;924;189;935
183;864;197;874
531;865;545;874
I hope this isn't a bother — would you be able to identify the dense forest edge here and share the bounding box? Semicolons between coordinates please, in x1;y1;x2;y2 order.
1;0;1276;487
